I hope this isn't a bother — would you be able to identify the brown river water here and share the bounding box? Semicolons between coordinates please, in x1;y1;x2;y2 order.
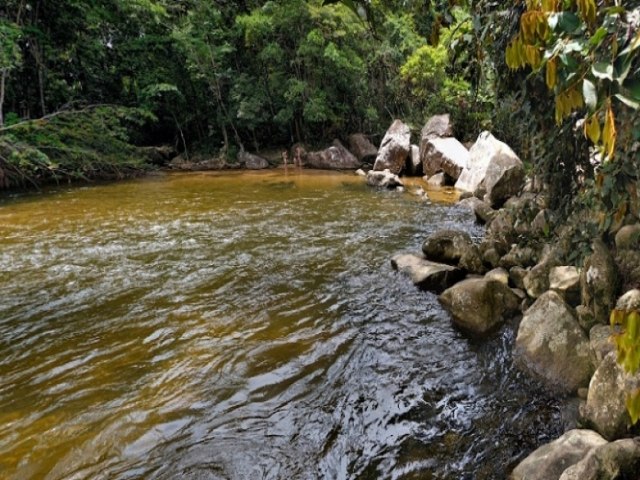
0;170;565;479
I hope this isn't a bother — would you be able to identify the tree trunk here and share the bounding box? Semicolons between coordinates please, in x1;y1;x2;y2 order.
38;65;46;117
0;70;6;127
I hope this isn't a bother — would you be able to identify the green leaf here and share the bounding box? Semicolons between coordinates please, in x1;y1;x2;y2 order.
623;78;640;102
589;27;607;47
614;53;633;84
614;94;640;110
592;62;614;81
583;79;598;111
549;12;581;34
602;6;626;15
563;41;584;53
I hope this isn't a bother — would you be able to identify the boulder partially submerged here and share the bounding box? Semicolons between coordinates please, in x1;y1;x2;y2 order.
366;169;403;189
439;277;520;335
391;253;464;293
422;229;474;266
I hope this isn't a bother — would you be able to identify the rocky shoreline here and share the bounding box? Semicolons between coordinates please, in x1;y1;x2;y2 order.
165;114;640;477
366;116;640;478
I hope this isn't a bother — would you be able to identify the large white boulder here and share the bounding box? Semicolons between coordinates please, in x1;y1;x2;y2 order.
373;119;411;174
455;131;524;207
422;137;469;180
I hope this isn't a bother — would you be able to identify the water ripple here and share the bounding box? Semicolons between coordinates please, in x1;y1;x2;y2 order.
0;171;561;479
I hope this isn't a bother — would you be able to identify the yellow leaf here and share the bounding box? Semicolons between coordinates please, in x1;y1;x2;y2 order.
629;311;640;338
521;13;536;43
537;15;550;39
546;58;557;89
584;114;600;143
577;0;596;24
603;104;617;160
611;309;625;326
555;96;563;124
613;202;628;231
570;88;584;109
586;0;597;24
626;390;640;425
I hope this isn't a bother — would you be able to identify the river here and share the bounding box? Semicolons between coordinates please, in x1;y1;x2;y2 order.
0;170;564;479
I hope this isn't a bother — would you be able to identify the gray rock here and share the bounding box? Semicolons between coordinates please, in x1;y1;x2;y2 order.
486;267;509;285
580;239;619;325
559;438;640;480
422;137;469;180
405;145;422;176
482;247;502;270
140;145;177;165
589;325;614;370
355;168;366;177
373;119;411;174
420;113;453;142
391;253;464;293
576;305;597;332
581;351;640;440
510;429;608;480
615;224;640;250
238;150;270;169
479;154;525;208
170;154;227;170
531;209;552;236
500;245;537;269
485;209;517;253
615;249;640;293
347;133;378;163
455;131;524;207
615;288;640;311
422;229;474;266
514;291;593;393
509;266;529;291
305;140;361;170
550;266;581;305
439;278;520;335
426;172;447;187
524;257;561;299
459;244;485;275
366;169;404;189
458;196;497;225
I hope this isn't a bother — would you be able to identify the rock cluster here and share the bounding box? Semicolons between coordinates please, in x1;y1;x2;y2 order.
378;114;640;477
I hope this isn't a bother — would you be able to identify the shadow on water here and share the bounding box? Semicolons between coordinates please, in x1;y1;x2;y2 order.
0;171;564;479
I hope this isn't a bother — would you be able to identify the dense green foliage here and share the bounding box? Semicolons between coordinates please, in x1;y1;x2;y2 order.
0;0;488;187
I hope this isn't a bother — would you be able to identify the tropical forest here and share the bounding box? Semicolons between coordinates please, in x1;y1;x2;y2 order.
1;0;640;478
